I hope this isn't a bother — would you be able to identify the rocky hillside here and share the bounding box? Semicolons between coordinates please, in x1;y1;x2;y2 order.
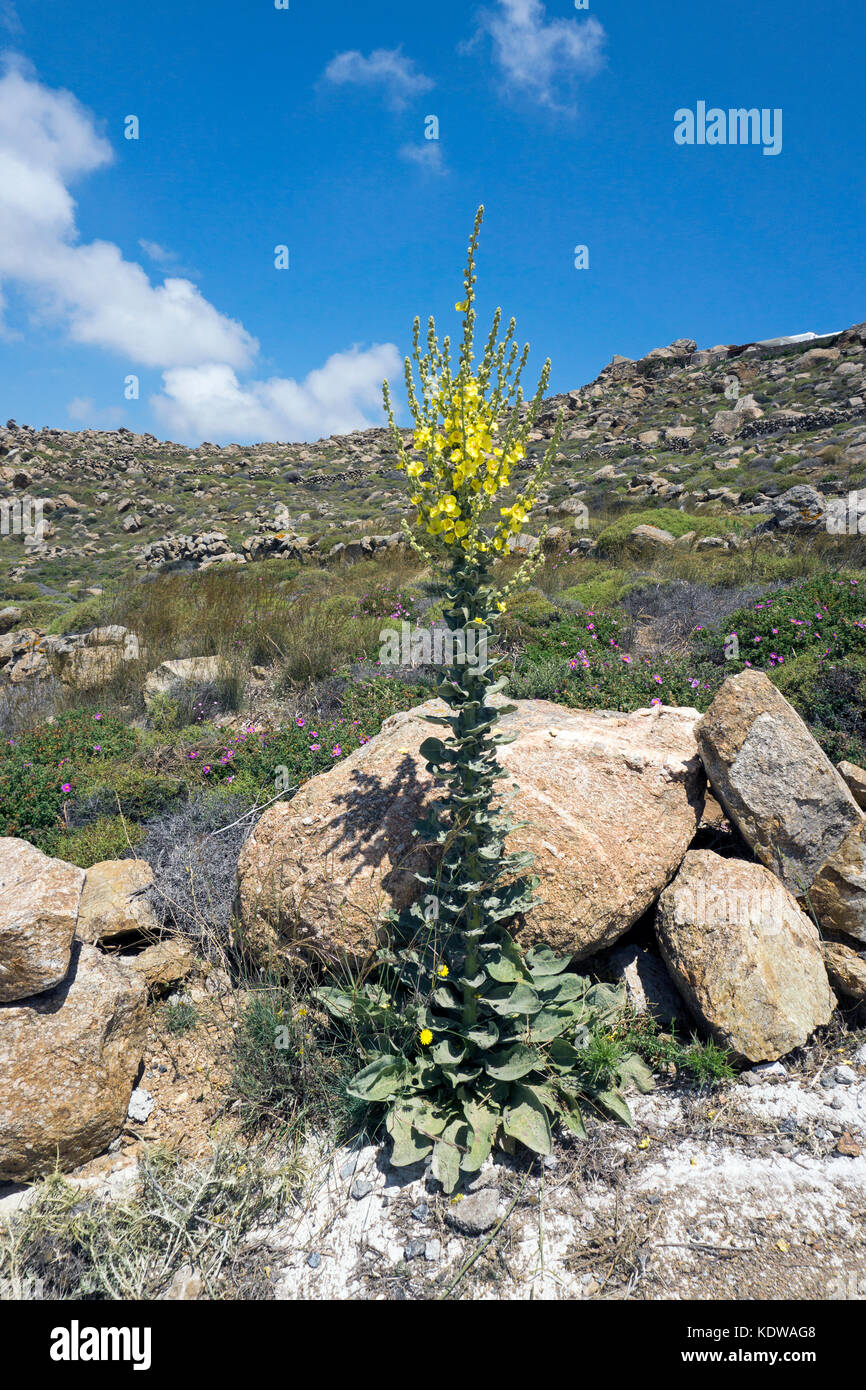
2;321;865;603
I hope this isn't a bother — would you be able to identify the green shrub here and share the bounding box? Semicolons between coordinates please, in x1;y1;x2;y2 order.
595;508;743;554
54;815;144;868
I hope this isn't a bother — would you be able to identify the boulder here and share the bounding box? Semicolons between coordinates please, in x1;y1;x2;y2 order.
605;943;683;1025
770;485;826;531
0;942;147;1180
120;938;197;994
806;820;866;943
144;655;226;703
822;941;866;1001
77;859;160;945
838;760;866;811
696;671;863;896
0;838;84;1003
656;850;835;1062
628;524;675;551
235;698;706;965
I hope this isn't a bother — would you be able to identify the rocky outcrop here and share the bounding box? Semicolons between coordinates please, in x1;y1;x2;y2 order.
0;942;147;1180
235;698;705;965
0;838;84;1002
696;670;863;902
77;859;160;945
656;850;835;1063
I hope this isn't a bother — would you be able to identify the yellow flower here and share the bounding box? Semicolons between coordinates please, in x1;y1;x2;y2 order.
419;1029;433;1046
637;1137;651;1150
455;300;469;312
298;1007;308;1018
436;964;449;978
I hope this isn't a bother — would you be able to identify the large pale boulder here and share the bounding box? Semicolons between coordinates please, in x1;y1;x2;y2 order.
77;858;160;945
656;850;835;1062
144;655;226;704
696;671;863;896
235;698;706;965
0;838;84;1003
838;761;866;811
0;942;147;1180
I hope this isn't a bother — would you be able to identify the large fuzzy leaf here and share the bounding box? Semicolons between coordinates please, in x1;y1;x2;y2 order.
432;1118;468;1193
485;1045;542;1081
502;1084;553;1156
486;983;542;1018
386;1105;433;1167
460;1098;500;1173
347;1054;405;1103
595;1089;635;1127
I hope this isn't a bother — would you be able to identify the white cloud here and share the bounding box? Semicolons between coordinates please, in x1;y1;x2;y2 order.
153;343;402;444
0;62;402;443
399;142;447;176
321;47;433;110
138;239;173;265
473;0;605;110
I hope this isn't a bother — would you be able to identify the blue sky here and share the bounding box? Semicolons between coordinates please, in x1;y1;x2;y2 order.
0;0;863;443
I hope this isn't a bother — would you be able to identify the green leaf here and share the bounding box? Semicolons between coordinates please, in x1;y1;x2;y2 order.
487;983;542;1018
525;946;571;979
618;1053;655;1095
528;1007;574;1042
485;1044;542;1081
432;1119;468;1194
503;1084;553;1157
460;1098;500;1174
466;1020;499;1049
547;1037;581;1072
432;986;460;1012
595;1089;635;1127
559;1093;588;1139
431;1037;465;1067
386;1105;433;1168
539;973;585;1004
419;736;449;764
347;1054;405;1103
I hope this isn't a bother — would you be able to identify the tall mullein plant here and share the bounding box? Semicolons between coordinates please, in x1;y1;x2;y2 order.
325;209;650;1192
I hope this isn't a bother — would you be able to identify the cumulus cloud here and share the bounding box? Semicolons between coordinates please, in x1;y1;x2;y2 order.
0;62;401;442
321;47;433;110
398;141;447;176
472;0;605;110
153;343;402;443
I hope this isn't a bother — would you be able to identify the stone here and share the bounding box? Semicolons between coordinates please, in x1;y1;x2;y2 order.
120;938;197;993
808;820;866;942
770;485;826;531
0;942;147;1180
605;944;683;1025
77;859;160;945
0;606;23;633
127;1087;155;1122
695;670;862;896
446;1188;500;1235
143;655;226;703
235;698;705;965
0;837;84;1003
837;760;866;811
821;941;866;1000
655;850;835;1063
628;524;676;551
164;1265;203;1300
